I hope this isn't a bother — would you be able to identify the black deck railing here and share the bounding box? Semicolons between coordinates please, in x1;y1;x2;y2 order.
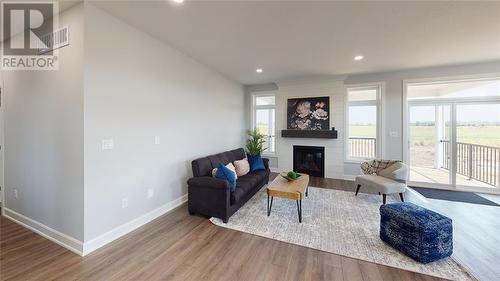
349;137;376;159
441;140;499;187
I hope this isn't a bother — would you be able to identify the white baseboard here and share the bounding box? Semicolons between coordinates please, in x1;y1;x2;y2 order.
82;194;188;256
2;194;188;257
270;168;281;173
343;174;357;181
3;208;84;255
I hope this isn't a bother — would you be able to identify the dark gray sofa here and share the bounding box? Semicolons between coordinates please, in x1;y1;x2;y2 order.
187;148;270;223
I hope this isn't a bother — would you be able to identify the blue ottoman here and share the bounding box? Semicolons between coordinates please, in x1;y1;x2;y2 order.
380;202;453;264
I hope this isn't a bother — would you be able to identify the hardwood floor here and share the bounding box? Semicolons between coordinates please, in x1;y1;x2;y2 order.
0;175;452;281
403;189;500;281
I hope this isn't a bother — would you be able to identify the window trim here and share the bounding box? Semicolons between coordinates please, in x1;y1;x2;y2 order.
251;92;276;155
344;82;385;163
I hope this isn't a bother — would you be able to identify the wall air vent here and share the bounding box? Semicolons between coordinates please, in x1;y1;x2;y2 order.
37;26;69;54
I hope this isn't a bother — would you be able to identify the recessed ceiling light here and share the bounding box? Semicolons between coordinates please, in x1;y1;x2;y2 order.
256;68;263;73
172;0;184;3
354;55;364;61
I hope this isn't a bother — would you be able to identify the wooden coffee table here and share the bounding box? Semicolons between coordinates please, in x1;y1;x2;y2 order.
266;173;309;223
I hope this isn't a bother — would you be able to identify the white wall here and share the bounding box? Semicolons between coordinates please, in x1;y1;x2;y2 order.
271;78;345;179
1;3;85;240
83;3;245;241
247;62;500;179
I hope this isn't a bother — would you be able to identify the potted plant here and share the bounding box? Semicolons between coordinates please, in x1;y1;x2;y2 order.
245;128;267;156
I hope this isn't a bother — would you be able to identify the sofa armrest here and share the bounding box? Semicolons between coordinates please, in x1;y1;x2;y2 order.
187;176;231;221
187;176;230;190
262;158;270;170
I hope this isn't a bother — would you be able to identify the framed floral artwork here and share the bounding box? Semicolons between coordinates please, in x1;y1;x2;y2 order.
287;96;329;130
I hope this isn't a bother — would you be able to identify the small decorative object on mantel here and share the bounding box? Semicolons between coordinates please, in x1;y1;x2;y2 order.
287;96;330;130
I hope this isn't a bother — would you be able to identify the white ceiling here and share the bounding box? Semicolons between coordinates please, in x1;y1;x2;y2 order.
91;1;500;85
408;79;500;98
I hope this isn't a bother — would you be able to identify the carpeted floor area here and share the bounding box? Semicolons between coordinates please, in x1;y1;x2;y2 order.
210;187;474;281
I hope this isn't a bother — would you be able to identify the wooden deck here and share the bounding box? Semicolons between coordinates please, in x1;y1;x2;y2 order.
410;166;496;189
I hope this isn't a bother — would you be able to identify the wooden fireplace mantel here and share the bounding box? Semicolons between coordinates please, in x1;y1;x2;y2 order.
281;129;338;139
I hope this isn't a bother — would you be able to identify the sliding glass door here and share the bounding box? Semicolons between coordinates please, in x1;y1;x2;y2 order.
406;77;500;193
409;104;451;185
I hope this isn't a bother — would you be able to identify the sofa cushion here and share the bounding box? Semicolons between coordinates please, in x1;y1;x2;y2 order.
237;173;261;187
355;174;406;194
234;158;250;177
192;148;246;177
215;163;237;192
212;162;238;179
247;154;265;172
249;169;268;180
230;172;266;204
192;157;213;177
230;148;246;162
231;179;254;205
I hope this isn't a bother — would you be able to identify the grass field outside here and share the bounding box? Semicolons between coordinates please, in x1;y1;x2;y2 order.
349;125;500;147
350;125;500;175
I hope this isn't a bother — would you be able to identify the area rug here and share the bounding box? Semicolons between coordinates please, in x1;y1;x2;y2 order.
210;187;474;281
410;186;499;207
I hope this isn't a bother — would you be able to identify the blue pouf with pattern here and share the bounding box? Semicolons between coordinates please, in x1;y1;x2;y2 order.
380;202;453;264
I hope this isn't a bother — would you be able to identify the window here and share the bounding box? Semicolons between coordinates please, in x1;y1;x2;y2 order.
253;94;276;153
346;84;382;161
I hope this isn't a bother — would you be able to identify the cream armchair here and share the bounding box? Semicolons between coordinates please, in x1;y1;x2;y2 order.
354;160;409;204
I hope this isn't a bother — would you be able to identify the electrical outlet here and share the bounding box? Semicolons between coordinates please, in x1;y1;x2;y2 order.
147;188;154;198
14;189;18;199
389;131;399;137
154;136;161;145
102;139;114;150
122;198;128;208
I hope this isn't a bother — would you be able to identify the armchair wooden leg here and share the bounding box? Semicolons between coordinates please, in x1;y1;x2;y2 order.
399;193;404;202
382;194;387;205
355;184;361;196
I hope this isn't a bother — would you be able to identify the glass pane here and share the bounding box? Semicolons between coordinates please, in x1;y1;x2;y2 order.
408;79;500;100
348;88;377;102
409;105;451;185
255;109;275;153
255;96;275;106
455;103;500;189
256;109;269;135
348;105;377;158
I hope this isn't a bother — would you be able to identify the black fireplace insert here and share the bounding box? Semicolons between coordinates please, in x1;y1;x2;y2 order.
293;145;325;177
